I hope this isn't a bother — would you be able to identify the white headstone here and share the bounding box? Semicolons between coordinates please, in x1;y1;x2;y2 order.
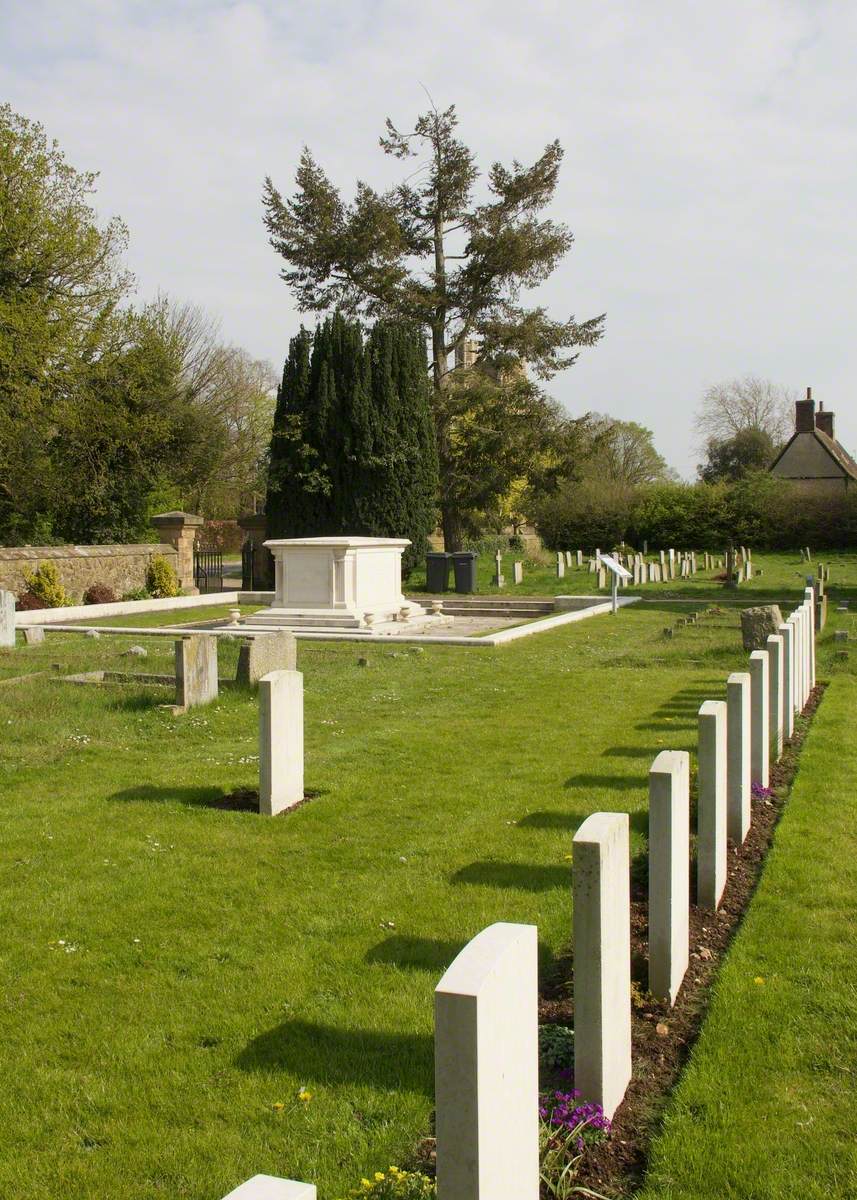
435;923;539;1200
697;700;727;910
766;634;784;761
221;1178;316;1200
778;623;794;740
804;589;816;690
749;650;770;788
0;589;14;648
258;669;304;816
513;561;523;585
576;550;583;566
556;557;565;580
726;672;751;844
573;812;631;1119
648;751;690;1006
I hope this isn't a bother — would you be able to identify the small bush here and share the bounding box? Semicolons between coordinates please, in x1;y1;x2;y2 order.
22;561;69;608
146;555;180;599
122;587;152;602
15;590;44;611
539;1024;575;1071
83;583;117;605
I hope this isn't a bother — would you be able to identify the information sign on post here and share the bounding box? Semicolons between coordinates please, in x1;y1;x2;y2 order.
598;553;632;615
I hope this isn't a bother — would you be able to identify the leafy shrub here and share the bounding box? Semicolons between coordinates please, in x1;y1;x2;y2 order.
342;1167;435;1198
122;587;152;601
22;561;69;608
145;555;180;599
15;590;44;611
83;583;117;605
539;1024;575;1071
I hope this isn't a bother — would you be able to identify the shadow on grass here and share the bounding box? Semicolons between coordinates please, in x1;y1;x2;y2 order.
518;809;648;837
365;933;561;975
450;861;569;891
108;691;171;712
562;772;647;792
109;784;326;812
236;1019;432;1095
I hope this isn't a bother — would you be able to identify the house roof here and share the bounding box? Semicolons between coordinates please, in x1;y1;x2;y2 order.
770;427;857;482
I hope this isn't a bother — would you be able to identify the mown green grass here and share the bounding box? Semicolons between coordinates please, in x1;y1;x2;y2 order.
639;670;857;1200
408;549;857;604
0;598;852;1199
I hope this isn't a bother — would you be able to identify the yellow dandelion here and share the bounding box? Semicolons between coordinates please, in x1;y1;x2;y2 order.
297;1089;312;1103
374;1172;385;1181
754;976;765;985
272;1102;285;1111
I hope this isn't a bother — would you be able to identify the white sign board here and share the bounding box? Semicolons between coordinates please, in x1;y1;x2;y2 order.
599;553;632;580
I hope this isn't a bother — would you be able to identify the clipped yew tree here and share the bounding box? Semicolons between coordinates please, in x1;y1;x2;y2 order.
263;102;604;550
266;314;438;577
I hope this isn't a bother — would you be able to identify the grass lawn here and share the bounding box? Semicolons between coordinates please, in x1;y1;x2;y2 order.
0;595;853;1198
408;549;857;605
639;671;857;1200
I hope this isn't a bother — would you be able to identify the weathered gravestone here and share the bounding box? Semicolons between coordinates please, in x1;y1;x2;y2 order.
1;590;16;648
513;561;524;585
236;631;297;687
23;626;45;645
175;635;218;709
740;604;783;651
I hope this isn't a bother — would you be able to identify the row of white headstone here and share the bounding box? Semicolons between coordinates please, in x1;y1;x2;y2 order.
224;592;816;1199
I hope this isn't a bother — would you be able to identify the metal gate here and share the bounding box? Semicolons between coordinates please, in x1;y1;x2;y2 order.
241;539;255;590
193;547;223;593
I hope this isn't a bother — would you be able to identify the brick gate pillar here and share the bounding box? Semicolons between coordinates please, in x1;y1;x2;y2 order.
151;511;204;594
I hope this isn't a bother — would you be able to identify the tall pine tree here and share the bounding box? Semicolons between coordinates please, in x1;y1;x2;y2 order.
266;314;438;577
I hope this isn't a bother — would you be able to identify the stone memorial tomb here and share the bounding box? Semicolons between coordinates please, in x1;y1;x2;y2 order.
246;537;441;634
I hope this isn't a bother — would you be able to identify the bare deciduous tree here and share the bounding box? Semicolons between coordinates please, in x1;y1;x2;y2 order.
694;376;795;449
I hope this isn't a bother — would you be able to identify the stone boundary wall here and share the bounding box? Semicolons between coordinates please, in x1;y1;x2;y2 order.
0;543;178;602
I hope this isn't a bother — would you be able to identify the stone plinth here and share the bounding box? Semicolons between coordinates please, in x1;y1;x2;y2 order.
247;537;427;632
648;751;690;1006
435;923;539;1200
151;511;204;593
573;812;631;1119
698;700;727;910
175;635;218;709
0;589;14;648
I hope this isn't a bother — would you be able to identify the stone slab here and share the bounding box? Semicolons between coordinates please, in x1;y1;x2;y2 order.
740;605;783;651
175;635;218;709
23;626;45;645
0;589;14;648
236;631;297;686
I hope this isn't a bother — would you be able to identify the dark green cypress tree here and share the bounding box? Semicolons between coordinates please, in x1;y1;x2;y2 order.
266;315;438;577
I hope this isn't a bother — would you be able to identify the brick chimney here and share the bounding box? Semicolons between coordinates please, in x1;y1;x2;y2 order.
815;399;835;439
795;386;815;433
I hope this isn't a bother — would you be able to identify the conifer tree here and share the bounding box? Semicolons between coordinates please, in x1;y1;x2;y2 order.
266;315;438;576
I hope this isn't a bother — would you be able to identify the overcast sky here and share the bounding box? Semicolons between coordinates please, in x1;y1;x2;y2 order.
3;0;855;476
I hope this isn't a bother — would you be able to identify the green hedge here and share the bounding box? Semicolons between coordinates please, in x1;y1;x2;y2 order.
532;474;857;551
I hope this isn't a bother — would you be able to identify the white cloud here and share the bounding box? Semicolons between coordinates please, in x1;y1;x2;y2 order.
3;0;856;473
